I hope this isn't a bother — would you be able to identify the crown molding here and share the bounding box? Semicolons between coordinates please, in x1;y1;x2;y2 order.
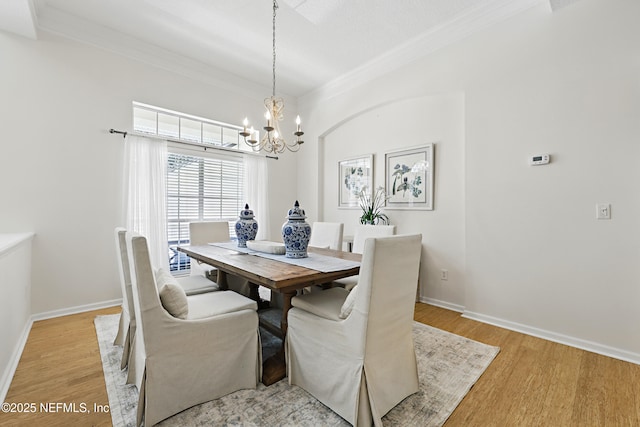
0;0;37;39
299;0;544;107
35;6;272;100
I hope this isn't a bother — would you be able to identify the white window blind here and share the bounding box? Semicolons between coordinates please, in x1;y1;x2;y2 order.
167;151;244;272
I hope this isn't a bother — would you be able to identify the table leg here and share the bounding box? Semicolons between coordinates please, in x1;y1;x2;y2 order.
280;290;296;335
262;290;297;386
216;270;229;290
249;282;260;302
250;282;273;311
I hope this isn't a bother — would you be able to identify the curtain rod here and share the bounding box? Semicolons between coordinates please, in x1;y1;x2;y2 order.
108;128;279;160
109;128;127;138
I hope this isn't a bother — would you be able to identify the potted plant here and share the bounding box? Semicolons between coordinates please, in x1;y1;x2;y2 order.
358;186;390;225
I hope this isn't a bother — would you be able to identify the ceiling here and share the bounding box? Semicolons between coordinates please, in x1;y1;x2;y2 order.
1;0;579;98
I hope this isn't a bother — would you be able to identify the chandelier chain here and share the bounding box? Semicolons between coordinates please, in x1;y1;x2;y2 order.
272;0;278;98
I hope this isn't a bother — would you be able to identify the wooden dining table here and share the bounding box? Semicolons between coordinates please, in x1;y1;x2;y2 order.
177;243;361;385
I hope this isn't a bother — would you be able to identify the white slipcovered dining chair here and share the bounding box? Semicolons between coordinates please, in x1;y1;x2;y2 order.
189;220;252;297
114;228;255;388
351;224;396;254
114;227;218;371
300;222;345;293
114;228;136;371
333;224;396;291
286;234;422;426
308;222;344;250
126;231;261;426
188;221;229;278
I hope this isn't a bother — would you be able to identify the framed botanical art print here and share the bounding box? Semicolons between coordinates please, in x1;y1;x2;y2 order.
338;154;373;208
385;144;434;210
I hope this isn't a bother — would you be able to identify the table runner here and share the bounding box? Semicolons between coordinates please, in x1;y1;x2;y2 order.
209;241;360;273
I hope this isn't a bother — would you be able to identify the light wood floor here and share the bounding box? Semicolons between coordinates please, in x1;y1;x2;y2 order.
2;306;119;427
2;303;639;426
414;304;640;426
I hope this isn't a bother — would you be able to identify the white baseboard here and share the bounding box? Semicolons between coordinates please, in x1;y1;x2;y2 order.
31;299;122;322
0;318;33;403
463;310;640;366
416;298;640;366
0;299;123;402
420;297;465;313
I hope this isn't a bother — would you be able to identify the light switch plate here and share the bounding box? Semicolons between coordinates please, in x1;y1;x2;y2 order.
596;203;611;220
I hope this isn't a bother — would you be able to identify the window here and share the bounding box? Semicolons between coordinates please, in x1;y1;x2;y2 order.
132;102;250;273
133;101;255;152
167;150;244;273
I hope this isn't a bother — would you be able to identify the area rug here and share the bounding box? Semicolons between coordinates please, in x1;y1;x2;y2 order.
95;314;499;426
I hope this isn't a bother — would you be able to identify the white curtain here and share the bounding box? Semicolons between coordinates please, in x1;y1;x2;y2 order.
123;135;169;271
243;155;270;241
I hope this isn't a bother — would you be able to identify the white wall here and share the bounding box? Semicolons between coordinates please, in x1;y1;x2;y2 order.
0;31;297;314
297;0;640;360
321;94;466;307
0;234;33;401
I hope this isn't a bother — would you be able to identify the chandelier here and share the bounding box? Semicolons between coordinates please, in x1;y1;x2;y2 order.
241;0;303;154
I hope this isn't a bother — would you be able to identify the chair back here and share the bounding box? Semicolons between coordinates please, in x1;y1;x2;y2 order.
189;221;230;276
352;224;396;254
189;221;230;245
115;228;135;327
353;234;422;354
308;222;344;250
126;232;168;354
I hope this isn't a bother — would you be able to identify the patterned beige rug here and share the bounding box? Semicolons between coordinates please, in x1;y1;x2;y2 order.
95;314;499;426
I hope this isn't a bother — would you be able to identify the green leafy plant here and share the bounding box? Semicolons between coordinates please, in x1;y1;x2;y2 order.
358;186;390;225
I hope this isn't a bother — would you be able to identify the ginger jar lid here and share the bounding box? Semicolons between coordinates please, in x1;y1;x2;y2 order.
287;200;306;220
239;204;254;219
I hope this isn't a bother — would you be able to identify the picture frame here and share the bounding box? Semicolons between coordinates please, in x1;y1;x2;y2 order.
385;144;434;210
338;154;373;208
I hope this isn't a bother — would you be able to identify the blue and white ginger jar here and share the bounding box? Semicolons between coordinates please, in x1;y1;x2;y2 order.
282;200;311;258
235;203;258;248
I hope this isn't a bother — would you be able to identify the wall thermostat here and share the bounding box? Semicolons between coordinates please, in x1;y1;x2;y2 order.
529;154;550;166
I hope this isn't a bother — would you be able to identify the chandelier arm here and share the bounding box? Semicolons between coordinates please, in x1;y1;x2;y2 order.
241;132;301;155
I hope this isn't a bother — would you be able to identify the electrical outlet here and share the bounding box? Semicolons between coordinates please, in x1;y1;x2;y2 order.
440;270;448;281
596;203;611;220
